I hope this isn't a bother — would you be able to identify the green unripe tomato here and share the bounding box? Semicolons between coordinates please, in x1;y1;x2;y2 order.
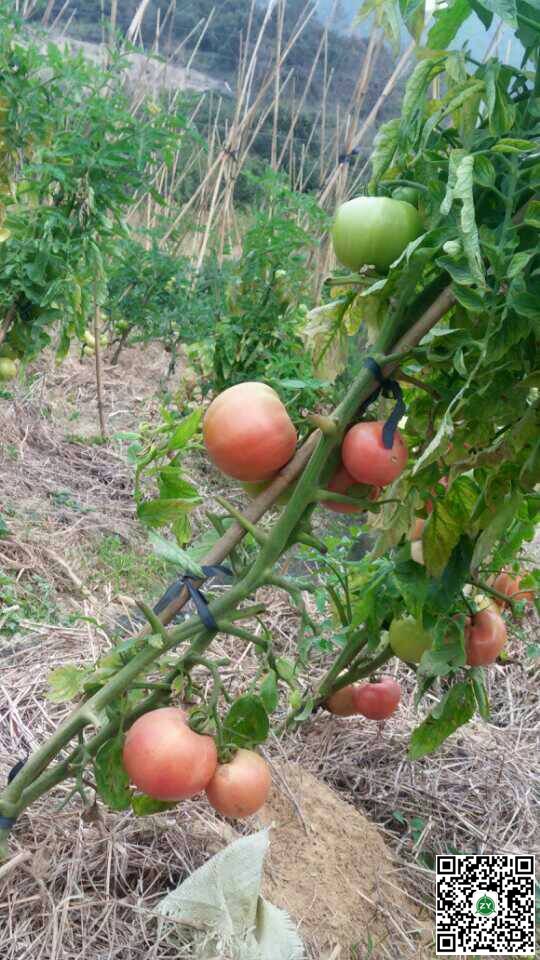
116;320;129;332
389;616;433;664
83;330;96;348
331;196;423;273
0;357;17;381
392;186;420;206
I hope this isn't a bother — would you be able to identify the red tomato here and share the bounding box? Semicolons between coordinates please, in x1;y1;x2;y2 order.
491;572;534;608
205;748;271;818
325;684;359;716
203;382;297;482
322;462;380;514
122;707;217;801
465;609;507;666
352;677;401;720
342;421;408;487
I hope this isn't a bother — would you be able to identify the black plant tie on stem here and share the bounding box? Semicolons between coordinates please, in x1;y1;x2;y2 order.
0;816;17;829
0;757;28;829
361;358;406;449
152;564;233;631
338;146;361;165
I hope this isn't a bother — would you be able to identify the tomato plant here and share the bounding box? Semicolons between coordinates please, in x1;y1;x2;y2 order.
331;196;422;273
205;749;271;818
0;0;539;857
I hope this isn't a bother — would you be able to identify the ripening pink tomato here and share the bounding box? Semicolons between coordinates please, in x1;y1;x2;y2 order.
352;677;401;719
323;462;380;514
342;421;407;487
205;749;271;818
203;382;297;482
465;609;507;666
122;707;217;801
491;572;534;608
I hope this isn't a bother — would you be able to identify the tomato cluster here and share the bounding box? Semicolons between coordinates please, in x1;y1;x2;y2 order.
203;381;408;513
122;707;271;819
326;677;401;720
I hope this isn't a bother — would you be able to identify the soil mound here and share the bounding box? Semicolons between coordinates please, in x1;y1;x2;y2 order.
259;762;431;958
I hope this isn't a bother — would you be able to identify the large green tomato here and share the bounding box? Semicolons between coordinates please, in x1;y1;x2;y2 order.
331;197;422;273
389;617;433;664
0;357;17;382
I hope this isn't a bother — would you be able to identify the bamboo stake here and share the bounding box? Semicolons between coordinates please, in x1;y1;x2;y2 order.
93;293;107;441
271;0;285;170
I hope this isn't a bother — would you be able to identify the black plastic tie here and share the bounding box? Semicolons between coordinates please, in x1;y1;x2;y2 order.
0;816;17;829
338;146;361;165
152;564;232;628
7;758;26;784
361;358;406;449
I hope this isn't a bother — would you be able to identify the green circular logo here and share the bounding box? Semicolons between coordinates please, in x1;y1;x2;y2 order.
476;894;496;916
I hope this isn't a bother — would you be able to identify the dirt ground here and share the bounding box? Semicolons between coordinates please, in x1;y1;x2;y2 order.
1;346;538;959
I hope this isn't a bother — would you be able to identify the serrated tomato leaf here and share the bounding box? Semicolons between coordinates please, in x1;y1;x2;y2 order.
259;671;279;714
408;681;476;759
94;736;132;811
222;695;269;748
131;794;177;816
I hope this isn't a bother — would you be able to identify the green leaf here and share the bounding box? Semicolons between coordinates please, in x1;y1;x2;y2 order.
47;665;89;702
147;530;204;577
94;736;132;811
222;695;269;748
131;794;177;816
474;0;517;27
260;671;279;713
492;138;537;154
507;251;536;278
451;284;485;311
0;514;11;539
427;0;472;49
166;409;202;451
426;536;475;613
370;117;400;185
413;414;454;475
471;492;523;569
393;560;429;620
158;468;201;503
471;668;490;720
137;498;199;527
508;289;539;321
469;0;493;27
424;477;479;578
399;0;426;40
409;681;476;759
275;657;296;683
523;200;540;230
